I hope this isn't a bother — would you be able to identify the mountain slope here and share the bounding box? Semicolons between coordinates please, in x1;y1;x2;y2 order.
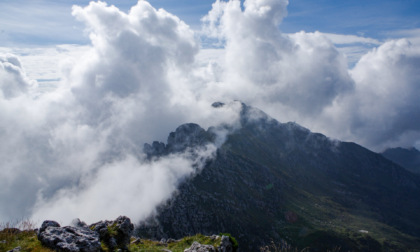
381;147;420;174
136;103;420;251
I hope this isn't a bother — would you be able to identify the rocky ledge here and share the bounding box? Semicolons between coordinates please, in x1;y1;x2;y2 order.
38;216;133;252
34;216;234;252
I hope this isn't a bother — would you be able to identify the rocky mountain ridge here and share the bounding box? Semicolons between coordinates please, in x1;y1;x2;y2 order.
136;102;420;251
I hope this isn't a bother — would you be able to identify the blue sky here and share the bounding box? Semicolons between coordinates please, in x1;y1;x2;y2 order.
1;0;419;46
285;0;420;39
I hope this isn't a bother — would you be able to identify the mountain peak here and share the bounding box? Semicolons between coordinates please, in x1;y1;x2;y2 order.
138;102;420;251
143;123;214;157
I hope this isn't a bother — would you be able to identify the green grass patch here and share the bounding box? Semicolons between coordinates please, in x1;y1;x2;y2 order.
0;229;53;252
129;234;222;252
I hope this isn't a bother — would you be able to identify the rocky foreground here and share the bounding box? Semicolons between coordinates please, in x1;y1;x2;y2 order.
2;216;235;252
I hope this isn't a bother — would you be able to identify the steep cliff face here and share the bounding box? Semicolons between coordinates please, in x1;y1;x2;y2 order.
136;103;420;251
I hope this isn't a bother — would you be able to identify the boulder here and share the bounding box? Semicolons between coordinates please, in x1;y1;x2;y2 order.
7;246;21;252
184;241;216;252
89;216;134;251
37;220;101;252
130;237;143;244
38;220;60;235
71;218;89;230
218;235;233;252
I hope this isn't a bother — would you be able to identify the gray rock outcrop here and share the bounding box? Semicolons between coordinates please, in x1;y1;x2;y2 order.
38;220;60;234
183;235;234;252
143;123;215;158
7;246;21;252
37;220;101;252
89;215;134;251
71;218;89;230
184;241;216;252
218;235;233;252
37;216;133;252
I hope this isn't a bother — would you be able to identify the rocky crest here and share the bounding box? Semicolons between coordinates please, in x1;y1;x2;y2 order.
38;220;100;252
90;216;134;251
37;216;133;252
184;241;216;252
143;123;215;158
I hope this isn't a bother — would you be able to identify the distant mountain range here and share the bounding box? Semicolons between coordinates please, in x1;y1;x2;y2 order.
381;147;420;174
136;102;420;251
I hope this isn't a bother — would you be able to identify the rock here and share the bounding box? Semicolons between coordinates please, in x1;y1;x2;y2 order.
7;246;21;252
211;102;225;108
184;241;216;252
218;235;233;252
144;141;166;157
89;216;134;251
166;123;211;153
210;235;220;240
38;220;60;235
71;218;89;230
130;238;142;244
37;221;101;252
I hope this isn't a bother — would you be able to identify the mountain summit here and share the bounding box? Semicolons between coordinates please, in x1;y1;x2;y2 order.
137;102;420;251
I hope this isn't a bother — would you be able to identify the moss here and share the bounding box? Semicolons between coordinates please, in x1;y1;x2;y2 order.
107;223;118;237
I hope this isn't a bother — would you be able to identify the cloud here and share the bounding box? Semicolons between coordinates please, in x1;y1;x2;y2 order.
200;0;420;152
0;54;34;98
321;33;381;45
0;1;240;224
346;39;420;149
30;145;217;224
201;0;354;118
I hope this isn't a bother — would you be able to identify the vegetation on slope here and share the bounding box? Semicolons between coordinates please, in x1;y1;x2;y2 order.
0;220;53;252
1;221;224;252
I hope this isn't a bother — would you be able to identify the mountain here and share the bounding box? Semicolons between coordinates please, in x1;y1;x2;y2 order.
381;147;420;174
136;102;420;251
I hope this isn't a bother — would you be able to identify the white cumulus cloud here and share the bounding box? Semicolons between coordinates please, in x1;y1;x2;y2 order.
0;1;240;224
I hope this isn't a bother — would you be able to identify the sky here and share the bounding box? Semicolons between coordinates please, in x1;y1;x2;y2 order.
1;0;420;224
1;0;420;46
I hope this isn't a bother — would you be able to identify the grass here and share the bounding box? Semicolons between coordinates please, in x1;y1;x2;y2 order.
259;240;342;252
129;234;222;252
0;220;53;252
1;222;223;252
